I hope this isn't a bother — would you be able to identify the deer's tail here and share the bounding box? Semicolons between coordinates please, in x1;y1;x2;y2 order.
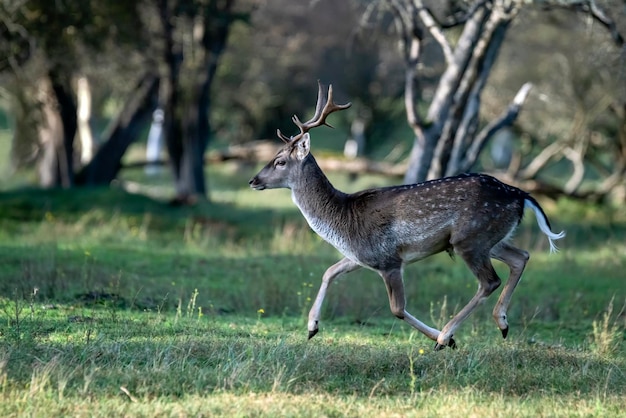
524;198;566;253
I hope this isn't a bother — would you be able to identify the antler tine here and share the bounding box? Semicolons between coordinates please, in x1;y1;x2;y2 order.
276;129;292;143
305;80;329;125
291;82;325;133
318;84;352;129
291;82;351;138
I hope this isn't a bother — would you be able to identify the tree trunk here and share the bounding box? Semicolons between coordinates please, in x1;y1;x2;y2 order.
35;76;62;187
75;73;159;185
76;76;95;165
36;71;77;188
158;0;184;200
402;2;512;184
162;0;236;203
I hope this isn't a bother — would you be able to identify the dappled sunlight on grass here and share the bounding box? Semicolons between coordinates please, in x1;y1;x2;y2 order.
1;305;624;417
1;175;625;416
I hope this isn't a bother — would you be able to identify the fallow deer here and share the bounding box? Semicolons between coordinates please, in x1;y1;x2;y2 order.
249;82;565;350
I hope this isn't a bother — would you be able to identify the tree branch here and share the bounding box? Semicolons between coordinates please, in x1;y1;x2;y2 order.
412;0;453;64
445;13;514;177
461;82;533;172
518;139;566;180
439;0;489;29
425;3;488;124
388;0;425;137
562;143;587;194
572;0;623;46
430;6;511;179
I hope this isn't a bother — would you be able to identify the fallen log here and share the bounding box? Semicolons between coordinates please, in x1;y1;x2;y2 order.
207;140;407;177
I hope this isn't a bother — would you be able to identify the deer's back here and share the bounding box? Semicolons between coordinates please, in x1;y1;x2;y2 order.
342;173;527;267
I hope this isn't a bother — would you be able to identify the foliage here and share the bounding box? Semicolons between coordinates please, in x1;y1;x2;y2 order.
1;0;624;199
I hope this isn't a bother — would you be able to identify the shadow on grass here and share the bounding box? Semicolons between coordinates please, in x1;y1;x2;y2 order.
0;185;304;239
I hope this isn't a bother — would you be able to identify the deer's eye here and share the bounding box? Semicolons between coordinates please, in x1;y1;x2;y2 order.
275;159;286;168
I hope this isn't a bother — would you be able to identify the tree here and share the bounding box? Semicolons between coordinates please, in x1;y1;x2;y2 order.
76;0;244;202
379;0;624;198
2;0;244;200
1;1;144;187
75;72;160;185
502;4;626;200
1;1;83;187
156;0;240;203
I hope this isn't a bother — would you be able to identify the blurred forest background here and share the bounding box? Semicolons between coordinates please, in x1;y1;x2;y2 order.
0;0;624;203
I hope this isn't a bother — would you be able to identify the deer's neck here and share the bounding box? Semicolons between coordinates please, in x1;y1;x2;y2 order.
290;155;350;244
291;155;345;213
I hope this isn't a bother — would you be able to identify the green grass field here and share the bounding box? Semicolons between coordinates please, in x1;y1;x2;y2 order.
1;160;625;417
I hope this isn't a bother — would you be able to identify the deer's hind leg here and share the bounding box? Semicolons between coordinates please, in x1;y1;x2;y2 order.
436;248;502;350
490;243;529;338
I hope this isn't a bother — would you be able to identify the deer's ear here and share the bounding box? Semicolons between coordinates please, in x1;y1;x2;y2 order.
295;133;310;161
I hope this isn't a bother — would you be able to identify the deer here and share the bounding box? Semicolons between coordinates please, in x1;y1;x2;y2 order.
249;82;565;350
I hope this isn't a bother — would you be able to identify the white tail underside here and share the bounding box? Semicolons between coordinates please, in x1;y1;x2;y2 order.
524;199;566;253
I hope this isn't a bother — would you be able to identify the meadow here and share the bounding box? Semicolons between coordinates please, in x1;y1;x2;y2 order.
0;157;625;417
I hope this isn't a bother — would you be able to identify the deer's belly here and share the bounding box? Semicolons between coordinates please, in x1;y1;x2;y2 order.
393;220;452;263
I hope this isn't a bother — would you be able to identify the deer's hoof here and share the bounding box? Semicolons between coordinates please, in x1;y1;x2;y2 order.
308;329;319;340
434;337;456;351
501;327;509;339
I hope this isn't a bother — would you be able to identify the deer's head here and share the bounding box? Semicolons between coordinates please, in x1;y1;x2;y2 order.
249;82;351;191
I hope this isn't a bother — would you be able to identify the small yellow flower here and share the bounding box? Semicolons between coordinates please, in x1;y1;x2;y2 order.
418;349;425;355
257;308;265;314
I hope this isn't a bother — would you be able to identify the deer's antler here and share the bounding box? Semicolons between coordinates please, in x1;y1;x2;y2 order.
276;81;351;143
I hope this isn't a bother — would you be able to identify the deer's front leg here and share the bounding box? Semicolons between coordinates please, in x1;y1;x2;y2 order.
308;257;360;339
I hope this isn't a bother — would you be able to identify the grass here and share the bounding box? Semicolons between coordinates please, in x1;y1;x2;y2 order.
1;305;625;417
0;161;625;416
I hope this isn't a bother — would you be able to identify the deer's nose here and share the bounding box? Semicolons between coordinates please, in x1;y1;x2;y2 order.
249;177;265;190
